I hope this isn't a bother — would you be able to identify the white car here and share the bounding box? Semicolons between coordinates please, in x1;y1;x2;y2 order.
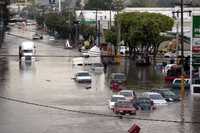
119;90;136;101
142;92;167;106
163;64;176;73
91;63;104;73
119;46;129;56
74;71;91;83
49;36;55;41
164;52;176;58
108;95;126;110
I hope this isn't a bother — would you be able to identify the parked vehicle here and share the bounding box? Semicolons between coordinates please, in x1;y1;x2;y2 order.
135;97;155;111
119;46;129;56
19;41;36;62
108;95;126;110
172;78;190;90
110;73;127;86
49;36;55;41
119;90;136;102
91;63;104;73
164;65;182;85
152;89;180;102
32;33;43;40
142;92;167;106
113;100;136;115
163;64;176;73
74;71;91;83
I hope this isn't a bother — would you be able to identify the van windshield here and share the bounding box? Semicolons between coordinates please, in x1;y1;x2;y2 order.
23;50;33;53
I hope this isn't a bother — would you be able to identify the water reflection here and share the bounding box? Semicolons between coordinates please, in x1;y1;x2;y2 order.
0;57;9;93
19;61;36;80
107;58;164;89
191;96;200;133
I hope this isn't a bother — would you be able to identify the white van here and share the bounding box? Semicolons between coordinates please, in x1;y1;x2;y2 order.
19;41;36;62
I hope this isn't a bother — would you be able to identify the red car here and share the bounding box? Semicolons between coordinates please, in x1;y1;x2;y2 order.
113;100;136;115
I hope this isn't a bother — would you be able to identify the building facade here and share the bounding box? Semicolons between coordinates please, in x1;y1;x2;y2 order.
0;0;10;47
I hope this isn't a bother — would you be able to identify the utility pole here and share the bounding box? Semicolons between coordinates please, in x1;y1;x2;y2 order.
172;3;192;99
97;20;100;46
95;9;98;45
58;0;61;13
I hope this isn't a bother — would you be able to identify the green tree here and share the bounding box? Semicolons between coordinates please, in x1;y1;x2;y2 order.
44;11;75;39
106;12;174;59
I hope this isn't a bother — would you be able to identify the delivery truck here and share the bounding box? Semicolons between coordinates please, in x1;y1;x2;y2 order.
19;41;36;62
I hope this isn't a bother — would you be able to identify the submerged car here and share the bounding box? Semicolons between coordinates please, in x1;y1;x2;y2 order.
32;33;43;40
74;71;91;83
142;92;167;106
113;100;136;115
152;89;180;102
108;95;126;110
91;63;104;73
172;78;190;89
135;97;155;111
119;90;136;102
110;73;127;85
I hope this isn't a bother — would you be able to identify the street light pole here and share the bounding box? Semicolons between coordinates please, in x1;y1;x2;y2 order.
180;0;185;99
58;0;61;12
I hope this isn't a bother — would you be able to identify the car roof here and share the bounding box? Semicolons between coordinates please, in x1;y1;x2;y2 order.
153;88;170;91
77;71;89;73
111;73;125;75
143;92;161;95
111;95;125;98
119;90;133;93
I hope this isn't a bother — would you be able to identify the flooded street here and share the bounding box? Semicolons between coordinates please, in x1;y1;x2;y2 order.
0;28;200;133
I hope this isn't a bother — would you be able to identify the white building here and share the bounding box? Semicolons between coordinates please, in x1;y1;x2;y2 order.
76;7;200;30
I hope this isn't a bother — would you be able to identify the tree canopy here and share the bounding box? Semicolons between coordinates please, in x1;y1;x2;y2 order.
106;12;174;57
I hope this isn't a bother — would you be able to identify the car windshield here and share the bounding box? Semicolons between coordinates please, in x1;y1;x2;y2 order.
77;72;89;76
174;80;181;84
120;92;132;97
149;94;163;100
162;91;175;97
111;97;125;102
113;74;126;80
23;50;32;53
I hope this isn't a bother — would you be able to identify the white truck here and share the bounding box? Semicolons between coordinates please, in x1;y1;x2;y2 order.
19;41;36;62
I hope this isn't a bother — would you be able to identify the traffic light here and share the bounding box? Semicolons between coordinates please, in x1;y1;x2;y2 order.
49;0;56;4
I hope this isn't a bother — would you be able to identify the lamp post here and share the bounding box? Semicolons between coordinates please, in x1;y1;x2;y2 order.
172;3;192;99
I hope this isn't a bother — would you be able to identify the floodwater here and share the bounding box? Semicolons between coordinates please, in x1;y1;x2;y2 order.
0;28;200;133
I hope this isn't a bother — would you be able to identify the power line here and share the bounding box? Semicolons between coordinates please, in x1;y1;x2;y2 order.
0;95;200;124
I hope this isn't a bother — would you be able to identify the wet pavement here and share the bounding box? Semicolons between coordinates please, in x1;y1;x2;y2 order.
0;26;200;133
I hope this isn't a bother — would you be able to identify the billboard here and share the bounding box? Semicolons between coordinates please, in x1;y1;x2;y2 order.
191;15;200;95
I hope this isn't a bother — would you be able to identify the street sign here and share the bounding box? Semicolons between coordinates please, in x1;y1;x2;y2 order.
191;15;200;95
193;16;200;38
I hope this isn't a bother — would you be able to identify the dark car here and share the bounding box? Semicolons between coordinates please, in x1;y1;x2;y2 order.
113;100;136;115
110;73;127;86
135;97;155;111
152;89;180;102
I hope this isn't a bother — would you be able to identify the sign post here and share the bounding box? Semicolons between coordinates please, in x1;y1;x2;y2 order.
191;15;200;95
